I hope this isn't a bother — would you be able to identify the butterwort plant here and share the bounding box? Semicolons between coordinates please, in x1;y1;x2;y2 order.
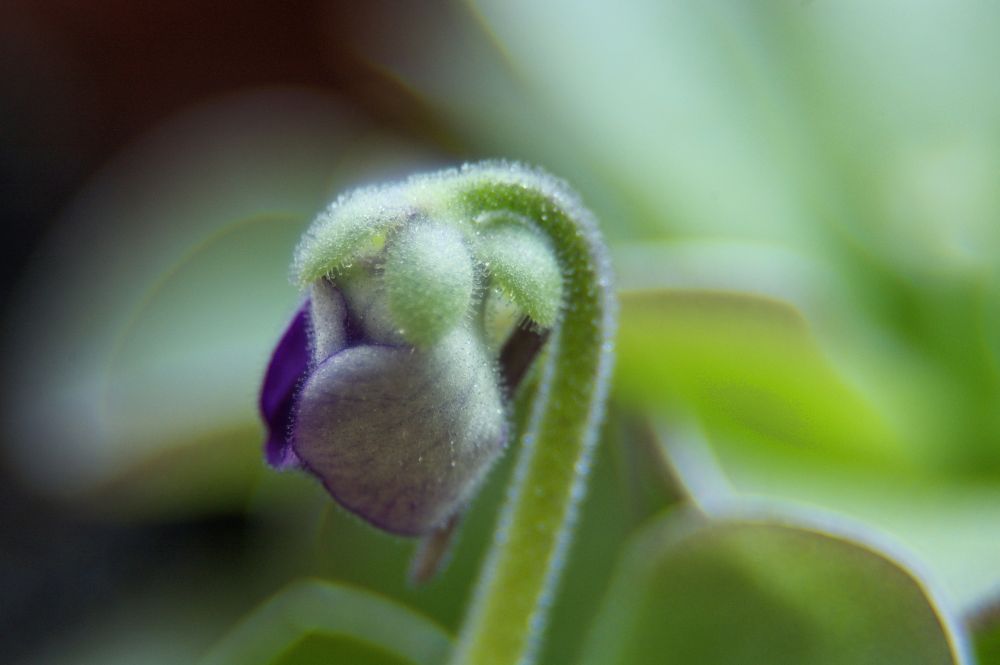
259;161;616;665
204;162;971;665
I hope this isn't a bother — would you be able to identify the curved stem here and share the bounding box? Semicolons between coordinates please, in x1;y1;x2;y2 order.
447;170;617;665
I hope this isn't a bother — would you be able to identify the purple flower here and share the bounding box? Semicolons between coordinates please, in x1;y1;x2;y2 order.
259;277;508;536
259;165;567;537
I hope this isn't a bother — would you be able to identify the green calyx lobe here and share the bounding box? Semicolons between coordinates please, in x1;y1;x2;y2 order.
293;168;566;347
383;222;475;346
474;213;563;328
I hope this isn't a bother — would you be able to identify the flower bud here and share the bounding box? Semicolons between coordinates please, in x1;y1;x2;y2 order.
259;164;565;535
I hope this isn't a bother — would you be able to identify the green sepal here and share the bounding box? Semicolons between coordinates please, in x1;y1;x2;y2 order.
474;213;563;327
383;222;476;346
293;189;403;286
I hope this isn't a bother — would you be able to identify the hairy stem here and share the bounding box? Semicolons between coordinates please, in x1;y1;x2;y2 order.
448;172;616;665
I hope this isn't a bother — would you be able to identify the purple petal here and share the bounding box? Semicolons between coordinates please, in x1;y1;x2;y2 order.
291;331;507;536
260;301;311;469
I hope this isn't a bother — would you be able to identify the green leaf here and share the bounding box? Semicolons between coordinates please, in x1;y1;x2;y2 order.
581;510;970;665
615;289;902;469
269;634;412;665
718;444;1000;613
614;292;1000;612
970;601;1000;664
200;580;451;665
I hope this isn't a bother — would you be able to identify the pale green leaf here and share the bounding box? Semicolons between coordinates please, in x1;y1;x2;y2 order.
615;289;903;468
200;580;451;665
581;510;970;665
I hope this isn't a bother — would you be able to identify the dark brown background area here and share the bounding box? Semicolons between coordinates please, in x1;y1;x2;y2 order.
0;0;450;303
0;2;451;661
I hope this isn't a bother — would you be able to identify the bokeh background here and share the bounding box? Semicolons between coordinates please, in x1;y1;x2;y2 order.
2;1;999;663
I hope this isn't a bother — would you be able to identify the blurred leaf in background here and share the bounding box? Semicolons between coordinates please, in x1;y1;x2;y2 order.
972;601;1000;664
582;508;969;665
2;88;432;513
201;580;452;665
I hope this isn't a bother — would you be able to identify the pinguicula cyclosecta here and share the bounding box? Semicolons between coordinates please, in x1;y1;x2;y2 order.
259;161;615;665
